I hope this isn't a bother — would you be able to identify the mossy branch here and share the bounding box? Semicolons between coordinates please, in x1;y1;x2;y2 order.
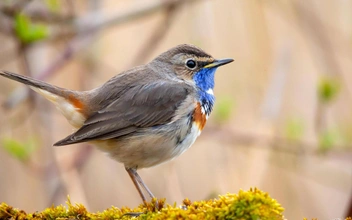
0;188;285;219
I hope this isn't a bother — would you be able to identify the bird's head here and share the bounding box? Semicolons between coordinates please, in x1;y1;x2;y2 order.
153;44;233;91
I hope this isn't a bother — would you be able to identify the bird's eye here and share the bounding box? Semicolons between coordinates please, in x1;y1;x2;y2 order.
186;59;197;69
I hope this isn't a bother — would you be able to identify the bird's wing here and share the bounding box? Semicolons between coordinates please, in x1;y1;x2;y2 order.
54;81;193;146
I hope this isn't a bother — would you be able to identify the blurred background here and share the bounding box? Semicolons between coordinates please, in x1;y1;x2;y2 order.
0;0;351;219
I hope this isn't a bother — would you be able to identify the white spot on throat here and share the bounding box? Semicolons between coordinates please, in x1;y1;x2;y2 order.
206;89;214;95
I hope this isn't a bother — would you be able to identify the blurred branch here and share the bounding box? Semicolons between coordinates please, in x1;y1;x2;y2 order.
0;0;201;40
1;5;73;24
10;0;33;11
0;0;33;35
131;1;179;66
54;0;200;39
1;0;74;25
204;126;352;162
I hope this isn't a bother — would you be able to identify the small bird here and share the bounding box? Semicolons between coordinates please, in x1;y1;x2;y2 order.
0;44;233;204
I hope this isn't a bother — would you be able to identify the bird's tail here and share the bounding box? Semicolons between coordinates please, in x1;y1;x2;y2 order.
0;70;69;97
0;70;87;128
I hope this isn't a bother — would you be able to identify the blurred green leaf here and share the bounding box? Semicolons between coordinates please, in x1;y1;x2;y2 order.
45;0;61;12
284;118;304;141
1;138;37;161
318;130;340;151
14;14;48;44
317;76;340;103
213;96;235;123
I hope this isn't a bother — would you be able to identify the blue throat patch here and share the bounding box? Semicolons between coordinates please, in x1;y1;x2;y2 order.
193;67;217;115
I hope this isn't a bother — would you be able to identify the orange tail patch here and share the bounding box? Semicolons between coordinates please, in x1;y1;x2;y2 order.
30;87;87;128
67;94;85;112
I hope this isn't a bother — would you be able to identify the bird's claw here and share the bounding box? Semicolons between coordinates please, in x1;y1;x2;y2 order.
122;212;144;217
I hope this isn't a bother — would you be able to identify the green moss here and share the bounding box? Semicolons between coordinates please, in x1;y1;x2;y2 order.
0;188;284;219
304;218;352;220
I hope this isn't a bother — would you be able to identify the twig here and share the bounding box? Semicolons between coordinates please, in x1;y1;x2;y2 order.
131;2;179;66
50;0;201;40
11;0;33;11
203;126;352;161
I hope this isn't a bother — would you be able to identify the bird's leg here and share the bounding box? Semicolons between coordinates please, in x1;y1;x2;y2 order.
126;167;160;211
131;169;156;199
125;167;148;204
124;167;159;217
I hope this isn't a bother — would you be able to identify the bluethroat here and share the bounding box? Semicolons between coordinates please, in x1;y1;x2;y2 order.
0;44;233;204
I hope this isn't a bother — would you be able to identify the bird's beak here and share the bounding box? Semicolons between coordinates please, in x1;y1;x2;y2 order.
204;58;234;69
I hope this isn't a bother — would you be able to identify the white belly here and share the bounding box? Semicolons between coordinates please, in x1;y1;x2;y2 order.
94;122;202;169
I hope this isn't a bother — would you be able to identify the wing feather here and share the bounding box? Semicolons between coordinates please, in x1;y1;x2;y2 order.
54;81;192;146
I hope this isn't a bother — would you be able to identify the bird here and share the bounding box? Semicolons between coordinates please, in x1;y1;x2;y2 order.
0;44;233;204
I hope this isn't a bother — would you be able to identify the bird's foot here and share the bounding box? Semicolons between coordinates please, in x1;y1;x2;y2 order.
122;198;162;217
122;212;144;217
146;198;164;212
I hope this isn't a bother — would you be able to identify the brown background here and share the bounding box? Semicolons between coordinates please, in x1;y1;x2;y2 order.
0;0;351;219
